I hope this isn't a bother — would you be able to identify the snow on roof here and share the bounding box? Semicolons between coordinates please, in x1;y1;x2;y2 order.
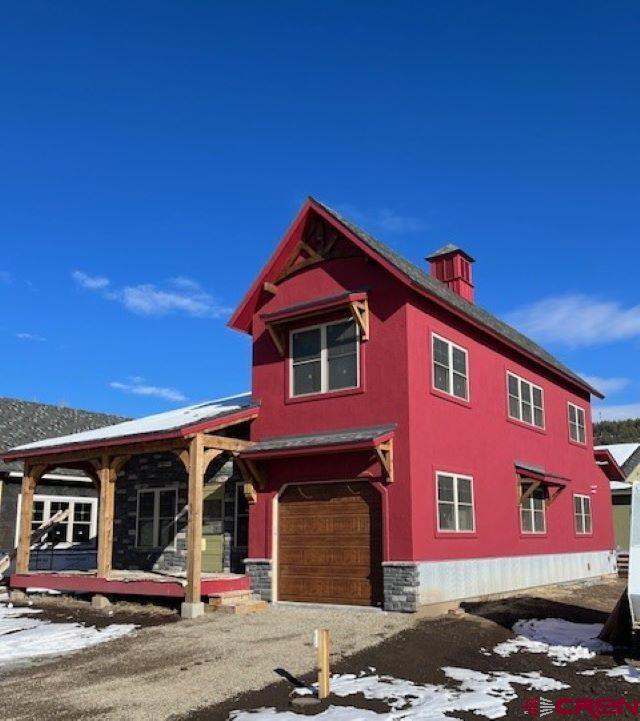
611;480;632;492
10;393;254;453
595;443;640;468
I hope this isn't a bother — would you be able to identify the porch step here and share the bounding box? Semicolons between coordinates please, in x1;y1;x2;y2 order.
206;591;267;615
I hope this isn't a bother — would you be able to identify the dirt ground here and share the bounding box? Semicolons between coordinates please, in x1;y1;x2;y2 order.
0;578;633;721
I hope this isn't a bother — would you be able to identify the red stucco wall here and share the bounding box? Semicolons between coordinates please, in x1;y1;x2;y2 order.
243;237;614;564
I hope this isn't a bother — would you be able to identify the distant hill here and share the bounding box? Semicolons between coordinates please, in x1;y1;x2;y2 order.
594;418;640;445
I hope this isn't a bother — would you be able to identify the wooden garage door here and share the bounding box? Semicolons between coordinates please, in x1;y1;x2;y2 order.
278;482;382;606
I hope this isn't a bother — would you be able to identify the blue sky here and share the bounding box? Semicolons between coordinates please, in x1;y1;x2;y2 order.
1;1;638;421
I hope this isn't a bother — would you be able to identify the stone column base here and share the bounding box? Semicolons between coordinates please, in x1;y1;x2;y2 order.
244;558;272;601
383;562;419;612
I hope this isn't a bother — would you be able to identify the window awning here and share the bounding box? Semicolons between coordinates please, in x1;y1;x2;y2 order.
238;423;396;483
515;461;569;507
261;291;369;355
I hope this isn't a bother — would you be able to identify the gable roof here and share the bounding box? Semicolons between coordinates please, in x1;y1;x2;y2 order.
3;393;257;461
596;443;640;477
0;397;128;474
229;197;602;399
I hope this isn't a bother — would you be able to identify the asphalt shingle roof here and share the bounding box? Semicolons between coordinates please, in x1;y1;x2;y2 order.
313;198;600;398
0;398;127;474
244;423;396;454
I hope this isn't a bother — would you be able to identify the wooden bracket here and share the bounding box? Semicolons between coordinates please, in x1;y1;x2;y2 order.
173;448;190;472
236;457;264;504
375;439;394;483
518;479;541;505
349;299;369;341
203;448;224;472
263;281;278;295
276;241;324;283
110;455;131;476
266;322;286;356
545;485;565;508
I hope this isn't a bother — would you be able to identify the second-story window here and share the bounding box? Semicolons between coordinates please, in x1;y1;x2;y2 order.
290;319;359;397
432;334;469;400
507;372;545;429
568;403;586;444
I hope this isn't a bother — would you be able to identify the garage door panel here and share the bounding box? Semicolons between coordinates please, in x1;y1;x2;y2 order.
278;481;382;606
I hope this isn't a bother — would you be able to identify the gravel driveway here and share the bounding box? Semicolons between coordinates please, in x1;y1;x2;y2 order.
0;602;414;721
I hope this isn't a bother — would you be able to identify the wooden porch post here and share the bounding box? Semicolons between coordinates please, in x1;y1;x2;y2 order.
16;463;37;575
183;433;205;618
97;455;116;579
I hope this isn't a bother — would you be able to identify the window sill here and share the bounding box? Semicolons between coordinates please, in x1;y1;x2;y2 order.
568;437;587;449
434;530;477;539
575;531;593;537
520;531;548;538
286;386;364;405
430;387;471;409
506;416;547;435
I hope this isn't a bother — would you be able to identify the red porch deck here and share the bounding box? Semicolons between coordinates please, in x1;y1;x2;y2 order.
10;570;250;599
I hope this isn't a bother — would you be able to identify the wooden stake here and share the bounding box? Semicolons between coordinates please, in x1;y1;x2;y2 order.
316;628;331;699
186;434;205;604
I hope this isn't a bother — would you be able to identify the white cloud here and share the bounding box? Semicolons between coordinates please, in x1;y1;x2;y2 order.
338;204;428;234
593;403;640;422
72;270;111;290
505;294;640;347
72;272;229;320
110;379;186;403
120;279;230;319
16;332;46;342
579;374;630;397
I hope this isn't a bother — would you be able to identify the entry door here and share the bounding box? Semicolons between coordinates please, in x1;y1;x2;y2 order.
278;481;383;606
202;484;225;573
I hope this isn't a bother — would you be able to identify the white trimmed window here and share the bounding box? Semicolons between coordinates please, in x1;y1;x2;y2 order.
507;372;545;428
520;485;546;533
136;488;178;549
432;334;469;400
568;403;586;444
16;494;98;547
574;494;592;534
436;473;475;532
290;318;359;397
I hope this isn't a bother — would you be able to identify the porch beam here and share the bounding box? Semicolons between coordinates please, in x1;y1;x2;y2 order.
236;458;260;504
97;455;116;579
15;463;48;574
11;438;190;469
203;448;224;473
263;281;278;295
185;433;205;613
200;435;254;452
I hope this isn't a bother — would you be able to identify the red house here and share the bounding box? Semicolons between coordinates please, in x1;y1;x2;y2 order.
3;198;615;615
230;198;615;611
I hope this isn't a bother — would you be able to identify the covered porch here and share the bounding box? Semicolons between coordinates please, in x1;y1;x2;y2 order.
2;397;262;618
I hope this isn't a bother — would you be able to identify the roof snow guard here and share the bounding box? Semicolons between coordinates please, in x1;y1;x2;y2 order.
229;197;602;399
3;393;258;461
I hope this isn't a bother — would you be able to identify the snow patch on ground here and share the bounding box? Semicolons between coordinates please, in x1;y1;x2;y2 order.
493;618;612;665
0;600;136;669
234;667;568;721
579;666;640;683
